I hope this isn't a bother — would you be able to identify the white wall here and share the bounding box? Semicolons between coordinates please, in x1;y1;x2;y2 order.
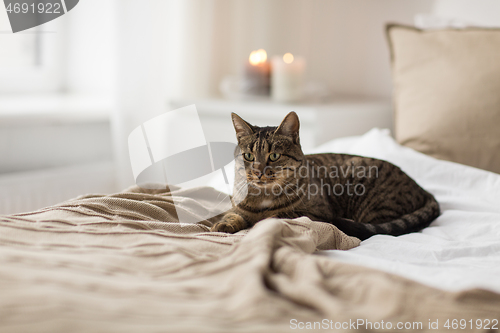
200;0;499;99
432;0;500;26
276;0;436;98
114;0;500;104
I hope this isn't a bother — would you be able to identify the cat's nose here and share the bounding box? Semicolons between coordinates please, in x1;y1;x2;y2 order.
253;162;265;177
253;170;263;179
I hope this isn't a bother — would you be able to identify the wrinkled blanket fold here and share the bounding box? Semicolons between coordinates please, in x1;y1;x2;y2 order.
0;186;499;332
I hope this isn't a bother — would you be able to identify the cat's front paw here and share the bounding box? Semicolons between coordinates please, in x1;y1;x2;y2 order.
210;222;237;233
210;213;246;233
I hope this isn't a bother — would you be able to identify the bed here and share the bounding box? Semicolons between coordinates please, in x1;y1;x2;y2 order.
1;128;499;333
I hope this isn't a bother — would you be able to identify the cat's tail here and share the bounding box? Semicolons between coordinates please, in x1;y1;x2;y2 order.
332;193;440;241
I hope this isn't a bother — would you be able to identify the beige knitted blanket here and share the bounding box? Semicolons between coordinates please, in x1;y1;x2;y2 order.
0;186;499;332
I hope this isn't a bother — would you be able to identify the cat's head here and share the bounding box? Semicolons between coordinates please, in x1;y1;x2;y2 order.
231;112;304;188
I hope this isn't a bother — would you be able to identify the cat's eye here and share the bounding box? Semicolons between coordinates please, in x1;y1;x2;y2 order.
269;153;281;161
243;153;255;161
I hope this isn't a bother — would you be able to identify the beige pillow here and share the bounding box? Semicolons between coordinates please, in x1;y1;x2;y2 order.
386;24;500;174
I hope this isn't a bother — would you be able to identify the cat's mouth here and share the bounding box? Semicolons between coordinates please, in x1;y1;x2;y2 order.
251;179;271;184
253;180;273;185
248;177;279;187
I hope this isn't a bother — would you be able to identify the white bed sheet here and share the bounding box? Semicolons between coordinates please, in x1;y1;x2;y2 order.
209;129;500;293
313;129;500;293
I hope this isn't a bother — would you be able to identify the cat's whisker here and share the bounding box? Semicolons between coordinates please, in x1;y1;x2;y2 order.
232;182;249;201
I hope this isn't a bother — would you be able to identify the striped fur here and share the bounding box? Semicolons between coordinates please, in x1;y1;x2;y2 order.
211;112;440;240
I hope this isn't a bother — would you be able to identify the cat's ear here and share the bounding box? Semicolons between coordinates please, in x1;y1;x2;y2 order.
231;113;255;140
276;111;300;137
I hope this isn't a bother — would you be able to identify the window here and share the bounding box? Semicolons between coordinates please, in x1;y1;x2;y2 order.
0;5;64;93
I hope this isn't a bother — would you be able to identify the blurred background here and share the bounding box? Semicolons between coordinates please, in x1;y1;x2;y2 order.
1;0;499;214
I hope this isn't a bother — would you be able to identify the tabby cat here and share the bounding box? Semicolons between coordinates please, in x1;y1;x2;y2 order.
210;112;440;240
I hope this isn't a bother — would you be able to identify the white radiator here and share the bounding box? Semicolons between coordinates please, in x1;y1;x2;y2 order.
0;162;118;215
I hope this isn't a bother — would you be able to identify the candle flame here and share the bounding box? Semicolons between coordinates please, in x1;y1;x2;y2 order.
283;53;294;64
249;49;267;66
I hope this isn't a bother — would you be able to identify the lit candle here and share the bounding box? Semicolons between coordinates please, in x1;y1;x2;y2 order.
271;53;305;103
242;49;271;96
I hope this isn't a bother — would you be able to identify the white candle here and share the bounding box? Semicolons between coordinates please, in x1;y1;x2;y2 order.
242;49;271;96
271;53;305;103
